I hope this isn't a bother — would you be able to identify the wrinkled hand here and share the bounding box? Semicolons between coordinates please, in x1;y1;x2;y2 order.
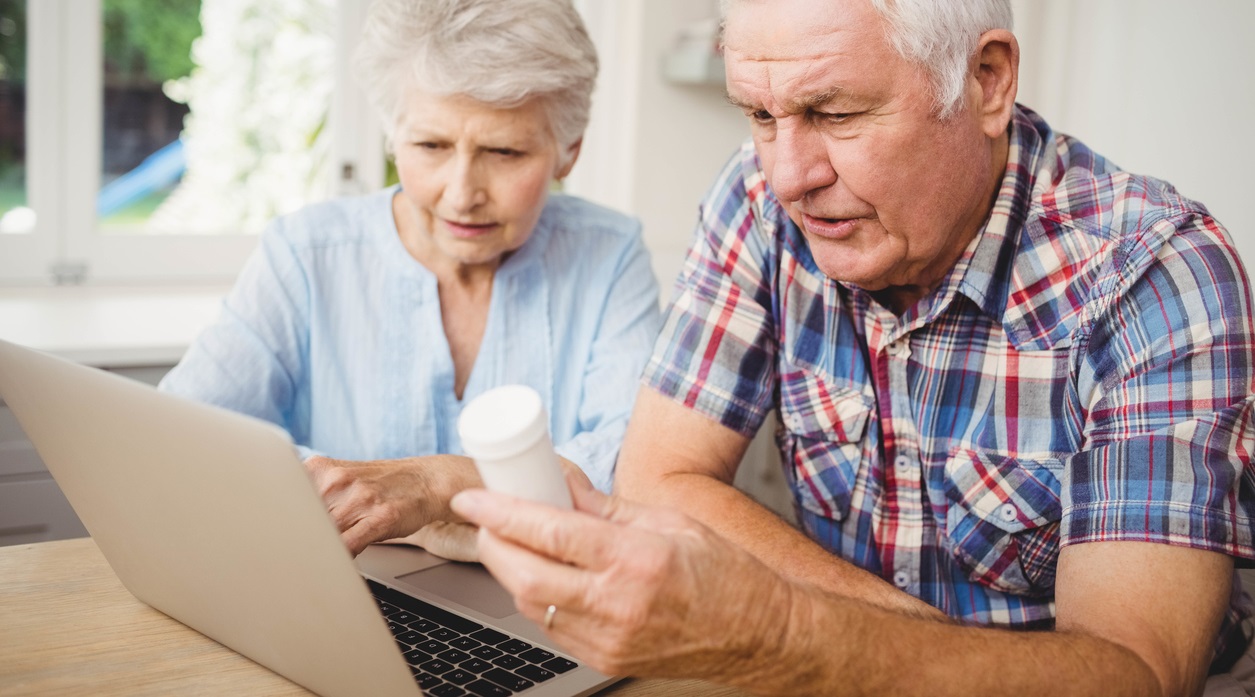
387;521;480;562
450;469;794;680
304;455;480;556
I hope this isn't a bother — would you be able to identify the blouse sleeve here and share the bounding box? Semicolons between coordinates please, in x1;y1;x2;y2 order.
553;225;662;492
158;220;314;455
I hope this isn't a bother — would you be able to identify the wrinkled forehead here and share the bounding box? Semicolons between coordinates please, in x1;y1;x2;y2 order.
722;0;898;108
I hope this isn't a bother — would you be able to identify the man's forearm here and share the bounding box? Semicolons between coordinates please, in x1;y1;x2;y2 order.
733;582;1165;697
645;470;942;618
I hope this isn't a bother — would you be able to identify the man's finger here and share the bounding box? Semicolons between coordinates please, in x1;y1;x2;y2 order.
477;526;592;618
452;489;620;570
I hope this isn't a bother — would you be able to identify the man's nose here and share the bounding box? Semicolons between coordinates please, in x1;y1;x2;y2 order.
768;121;837;203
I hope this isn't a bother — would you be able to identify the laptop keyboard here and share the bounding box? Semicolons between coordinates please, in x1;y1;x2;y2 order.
368;579;580;696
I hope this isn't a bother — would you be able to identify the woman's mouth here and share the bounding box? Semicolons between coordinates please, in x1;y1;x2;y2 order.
443;219;497;239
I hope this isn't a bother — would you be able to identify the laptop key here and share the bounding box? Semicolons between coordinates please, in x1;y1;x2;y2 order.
410;618;440;633
515;664;555;683
438;648;472;664
491;655;525;670
465;680;512;697
443;668;476;686
387;622;408;636
482;668;534;692
469;628;510;646
416;673;443;690
541;657;578;674
497;639;532;655
396;630;426;646
390;611;421;625
421;659;456;675
518;648;555;664
460;657;494;673
429;684;467;697
378;600;400;615
428;628;460;642
418;640;448;654
471;645;504;660
450;636;482;651
402;648;433;665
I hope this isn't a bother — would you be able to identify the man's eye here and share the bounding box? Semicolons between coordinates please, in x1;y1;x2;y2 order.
749;110;774;124
490;148;523;157
414;141;442;150
819;112;854;124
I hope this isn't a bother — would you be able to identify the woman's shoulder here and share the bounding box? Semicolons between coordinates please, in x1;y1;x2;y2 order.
541;193;642;242
265;188;395;250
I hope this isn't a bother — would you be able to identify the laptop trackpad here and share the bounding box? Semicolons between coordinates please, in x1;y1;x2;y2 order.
397;563;519;619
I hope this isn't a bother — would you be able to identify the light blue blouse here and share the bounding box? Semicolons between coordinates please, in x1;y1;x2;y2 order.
159;187;661;491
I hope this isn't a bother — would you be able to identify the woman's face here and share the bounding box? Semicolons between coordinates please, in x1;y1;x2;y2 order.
391;89;578;273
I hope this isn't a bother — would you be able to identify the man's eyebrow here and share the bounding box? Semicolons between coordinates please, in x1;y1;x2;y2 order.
724;87;845;113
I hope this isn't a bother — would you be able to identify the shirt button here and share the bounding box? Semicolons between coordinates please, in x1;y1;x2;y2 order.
893;570;910;588
998;503;1018;522
887;339;908;357
787;413;803;430
894;455;911;472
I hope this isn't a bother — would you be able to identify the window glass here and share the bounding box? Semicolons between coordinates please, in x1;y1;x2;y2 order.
0;0;30;234
99;0;334;235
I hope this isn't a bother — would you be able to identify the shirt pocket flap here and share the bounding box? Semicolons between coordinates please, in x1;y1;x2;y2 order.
778;368;871;441
942;448;1064;595
778;368;873;521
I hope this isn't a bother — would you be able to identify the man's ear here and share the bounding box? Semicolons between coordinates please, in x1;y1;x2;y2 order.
971;29;1019;138
555;137;584;181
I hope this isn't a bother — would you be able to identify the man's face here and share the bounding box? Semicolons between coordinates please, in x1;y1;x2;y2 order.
724;0;1000;296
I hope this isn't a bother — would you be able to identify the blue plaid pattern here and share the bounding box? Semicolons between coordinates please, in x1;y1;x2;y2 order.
643;105;1255;659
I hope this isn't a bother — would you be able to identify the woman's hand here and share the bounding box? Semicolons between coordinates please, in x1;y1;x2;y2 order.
450;468;795;681
303;454;481;556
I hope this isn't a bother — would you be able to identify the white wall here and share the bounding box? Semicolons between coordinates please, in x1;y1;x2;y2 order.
569;0;747;296
1013;0;1255;268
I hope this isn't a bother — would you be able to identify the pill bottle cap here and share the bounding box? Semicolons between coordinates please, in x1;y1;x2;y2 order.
458;385;548;460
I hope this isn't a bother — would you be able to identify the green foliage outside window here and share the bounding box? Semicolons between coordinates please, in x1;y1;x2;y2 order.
103;0;202;84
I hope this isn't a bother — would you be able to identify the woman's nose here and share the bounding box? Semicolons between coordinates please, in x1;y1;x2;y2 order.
444;155;488;212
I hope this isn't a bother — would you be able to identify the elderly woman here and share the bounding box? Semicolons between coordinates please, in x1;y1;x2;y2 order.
159;0;659;557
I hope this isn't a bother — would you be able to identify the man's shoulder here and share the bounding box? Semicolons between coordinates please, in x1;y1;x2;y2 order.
1009;150;1234;349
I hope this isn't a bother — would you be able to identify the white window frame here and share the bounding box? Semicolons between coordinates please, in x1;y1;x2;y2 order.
0;0;383;287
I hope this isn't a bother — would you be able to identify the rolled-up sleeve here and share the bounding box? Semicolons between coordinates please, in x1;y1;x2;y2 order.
1065;212;1255;558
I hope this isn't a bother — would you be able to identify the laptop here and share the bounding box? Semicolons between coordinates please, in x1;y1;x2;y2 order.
0;338;618;697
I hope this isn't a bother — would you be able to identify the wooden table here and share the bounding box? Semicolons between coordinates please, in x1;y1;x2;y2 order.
0;538;749;696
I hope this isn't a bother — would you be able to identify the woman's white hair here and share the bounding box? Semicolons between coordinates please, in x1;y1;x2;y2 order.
720;0;1013;119
355;0;597;153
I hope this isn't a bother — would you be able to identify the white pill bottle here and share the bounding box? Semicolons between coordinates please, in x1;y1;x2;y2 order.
457;385;573;510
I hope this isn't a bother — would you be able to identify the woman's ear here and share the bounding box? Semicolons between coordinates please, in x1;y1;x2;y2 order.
555;137;584;181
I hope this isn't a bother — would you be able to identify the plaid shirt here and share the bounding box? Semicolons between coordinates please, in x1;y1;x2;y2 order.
644;105;1255;663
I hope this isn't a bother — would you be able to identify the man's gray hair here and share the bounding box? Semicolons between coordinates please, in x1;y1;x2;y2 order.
720;0;1013;118
355;0;598;152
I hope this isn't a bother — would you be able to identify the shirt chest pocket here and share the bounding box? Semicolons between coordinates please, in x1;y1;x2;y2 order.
943;448;1064;596
776;366;873;521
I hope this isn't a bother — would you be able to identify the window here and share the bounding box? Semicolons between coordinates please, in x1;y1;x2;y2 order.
0;0;383;285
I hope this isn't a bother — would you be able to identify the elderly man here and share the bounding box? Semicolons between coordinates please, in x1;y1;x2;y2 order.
452;0;1255;694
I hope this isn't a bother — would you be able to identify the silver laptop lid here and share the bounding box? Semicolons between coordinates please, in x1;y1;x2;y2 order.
0;339;420;697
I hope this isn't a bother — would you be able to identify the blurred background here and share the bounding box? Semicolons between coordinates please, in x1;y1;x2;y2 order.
0;0;1253;543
